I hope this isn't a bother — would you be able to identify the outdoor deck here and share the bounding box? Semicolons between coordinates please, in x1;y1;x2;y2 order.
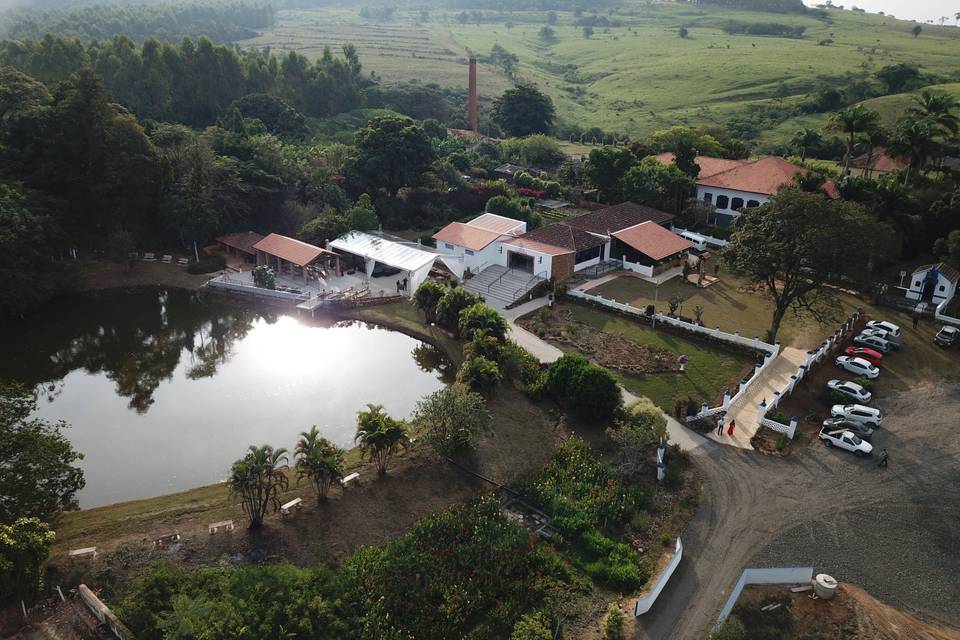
206;269;407;309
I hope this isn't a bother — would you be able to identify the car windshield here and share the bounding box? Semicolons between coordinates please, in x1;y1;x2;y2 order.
850;434;862;445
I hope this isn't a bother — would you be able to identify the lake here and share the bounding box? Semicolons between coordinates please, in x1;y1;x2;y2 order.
0;288;451;507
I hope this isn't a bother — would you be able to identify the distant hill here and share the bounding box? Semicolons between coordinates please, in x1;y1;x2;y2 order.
688;0;811;13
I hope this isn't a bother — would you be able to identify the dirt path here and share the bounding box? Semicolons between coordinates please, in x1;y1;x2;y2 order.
634;384;960;639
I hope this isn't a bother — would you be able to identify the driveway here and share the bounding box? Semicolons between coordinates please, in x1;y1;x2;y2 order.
635;383;960;639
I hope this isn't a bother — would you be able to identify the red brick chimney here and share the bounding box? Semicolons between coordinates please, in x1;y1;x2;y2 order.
468;58;478;134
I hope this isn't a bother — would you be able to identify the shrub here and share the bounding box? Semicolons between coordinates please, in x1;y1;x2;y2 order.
766;409;789;424
186;254;226;274
511;611;553;640
710;617;747;640
251;264;275;289
543;354;623;421
600;603;628;640
499;341;543;387
459;303;509;341
660;532;672;546
414;385;492;456
413;279;446;322
436;286;484;333
457;356;503;395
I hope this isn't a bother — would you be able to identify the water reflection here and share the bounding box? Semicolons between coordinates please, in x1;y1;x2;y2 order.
0;288;450;506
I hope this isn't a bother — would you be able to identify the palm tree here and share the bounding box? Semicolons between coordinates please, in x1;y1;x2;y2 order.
827;105;881;175
908;90;960;135
355;404;410;475
790;128;822;161
887;117;940;184
861;128;889;179
228;445;289;529
295;426;344;502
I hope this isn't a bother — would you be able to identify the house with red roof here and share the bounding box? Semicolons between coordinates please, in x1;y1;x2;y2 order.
849;148;906;178
654;154;838;225
433;213;527;277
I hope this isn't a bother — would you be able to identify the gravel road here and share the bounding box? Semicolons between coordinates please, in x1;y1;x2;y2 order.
634;383;960;639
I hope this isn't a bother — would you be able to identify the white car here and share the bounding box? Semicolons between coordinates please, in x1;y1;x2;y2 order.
819;428;874;457
831;403;883;427
853;333;891;353
861;327;902;348
866;320;901;338
827;379;872;403
835;356;880;379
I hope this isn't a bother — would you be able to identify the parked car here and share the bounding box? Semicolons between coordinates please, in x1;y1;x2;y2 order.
831;403;883;427
819;428;874;456
827;379;872;403
934;325;959;348
844;346;883;366
853;333;891;353
835;356;880;379
822;417;874;440
861;327;901;348
866;320;901;338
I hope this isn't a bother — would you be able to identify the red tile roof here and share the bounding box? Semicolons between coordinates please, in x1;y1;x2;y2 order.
654;152;750;178
697;156;838;198
216;231;264;256
851;148;906;173
565;202;673;235
433;222;503;251
612;222;693;261
252;233;334;267
511;223;606;254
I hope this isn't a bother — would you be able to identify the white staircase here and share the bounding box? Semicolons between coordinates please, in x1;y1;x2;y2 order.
463;265;546;306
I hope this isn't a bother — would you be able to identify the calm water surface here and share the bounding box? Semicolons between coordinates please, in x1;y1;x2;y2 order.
1;288;451;507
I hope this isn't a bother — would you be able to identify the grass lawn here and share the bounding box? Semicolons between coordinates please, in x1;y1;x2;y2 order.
561;304;753;411
587;273;867;349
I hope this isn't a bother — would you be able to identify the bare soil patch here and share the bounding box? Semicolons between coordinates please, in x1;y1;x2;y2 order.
70;260;209;293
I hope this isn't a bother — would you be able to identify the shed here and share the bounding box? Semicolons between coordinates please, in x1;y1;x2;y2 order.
905;262;960;305
253;233;341;283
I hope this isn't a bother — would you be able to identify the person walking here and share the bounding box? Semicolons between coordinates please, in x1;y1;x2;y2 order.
716;416;724;437
913;315;919;329
878;448;888;468
727;419;736;437
713;263;720;277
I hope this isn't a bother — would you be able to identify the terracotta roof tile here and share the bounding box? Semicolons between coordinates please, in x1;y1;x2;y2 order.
433;222;503;251
697;156;838;198
506;223;604;254
215;231;264;255
252;233;334;267
612;222;693;261
654;152;750;178
566;202;673;235
850;148;906;172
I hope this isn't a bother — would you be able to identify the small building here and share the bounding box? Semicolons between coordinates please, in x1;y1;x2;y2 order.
849;148;906;178
610;221;694;277
905;262;960;305
253;233;341;283
565;201;674;260
215;231;264;264
500;223;606;280
493;163;531;181
328;231;442;297
433;213;526;278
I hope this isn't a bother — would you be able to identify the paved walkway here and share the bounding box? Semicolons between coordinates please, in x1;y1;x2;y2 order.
706;347;808;449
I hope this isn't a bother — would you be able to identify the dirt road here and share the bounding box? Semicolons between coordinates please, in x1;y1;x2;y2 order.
635;384;960;639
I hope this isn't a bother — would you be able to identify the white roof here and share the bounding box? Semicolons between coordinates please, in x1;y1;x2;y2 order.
329;231;438;272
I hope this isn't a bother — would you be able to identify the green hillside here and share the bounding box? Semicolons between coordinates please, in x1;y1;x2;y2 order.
242;2;960;138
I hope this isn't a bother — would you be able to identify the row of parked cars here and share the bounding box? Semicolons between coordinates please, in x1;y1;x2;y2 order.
820;320;901;457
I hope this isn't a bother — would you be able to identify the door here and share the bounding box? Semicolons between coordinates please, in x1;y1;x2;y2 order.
508;251;534;274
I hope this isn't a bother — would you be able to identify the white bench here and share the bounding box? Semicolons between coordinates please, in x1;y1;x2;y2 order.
153;533;181;548
340;472;360;488
177;257;189;266
208;520;234;534
142;253;156;262
280;497;303;518
68;547;97;559
161;254;173;264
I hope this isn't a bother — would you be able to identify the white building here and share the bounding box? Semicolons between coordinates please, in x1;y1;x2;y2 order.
432;213;527;278
905;263;960;305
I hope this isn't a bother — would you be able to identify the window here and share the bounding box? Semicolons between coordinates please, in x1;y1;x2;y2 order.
703;192;713;204
465;249;474;256
914;280;921;287
716;195;729;209
940;285;946;292
444;242;454;250
575;245;602;264
746;199;760;208
499;246;503;253
538;256;543;264
731;197;744;210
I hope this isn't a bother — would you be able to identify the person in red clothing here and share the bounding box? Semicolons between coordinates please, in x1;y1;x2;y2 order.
727;419;736;436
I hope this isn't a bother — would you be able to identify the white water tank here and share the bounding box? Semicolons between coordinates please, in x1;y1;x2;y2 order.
814;573;838;600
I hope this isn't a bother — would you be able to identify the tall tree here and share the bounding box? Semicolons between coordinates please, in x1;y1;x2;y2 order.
827;104;881;175
413;385;492;458
355;404;410;475
790;128;822;161
584;146;637;202
294;426;344;503
350;115;435;197
0;383;85;523
907;90;960;135
723;187;891;343
0;518;55;605
621;159;695;214
887;117;940;183
492;84;555;137
228;445;289;529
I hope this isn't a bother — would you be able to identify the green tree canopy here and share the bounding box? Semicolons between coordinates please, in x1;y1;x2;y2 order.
435;286;484;333
413;385;492;457
295;426;345;502
458;303;509;341
228;445;289;529
413;279;446;322
355;404;410;475
723;187;892;343
351;115;435;196
0;383;85;523
585;147;637;203
621;159;695;214
0;518;55;604
492;84;555;137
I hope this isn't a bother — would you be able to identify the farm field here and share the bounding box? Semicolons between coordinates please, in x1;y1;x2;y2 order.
239;2;960;138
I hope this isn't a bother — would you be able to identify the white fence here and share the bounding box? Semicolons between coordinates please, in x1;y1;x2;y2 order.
755;308;863;438
935;296;960;327
670;225;729;248
635;538;683;616
714;567;814;629
79;584;135;639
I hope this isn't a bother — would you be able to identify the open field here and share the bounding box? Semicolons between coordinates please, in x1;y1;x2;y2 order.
240;3;960;138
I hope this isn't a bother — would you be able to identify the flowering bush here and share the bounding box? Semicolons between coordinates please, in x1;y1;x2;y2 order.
516;187;546;199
